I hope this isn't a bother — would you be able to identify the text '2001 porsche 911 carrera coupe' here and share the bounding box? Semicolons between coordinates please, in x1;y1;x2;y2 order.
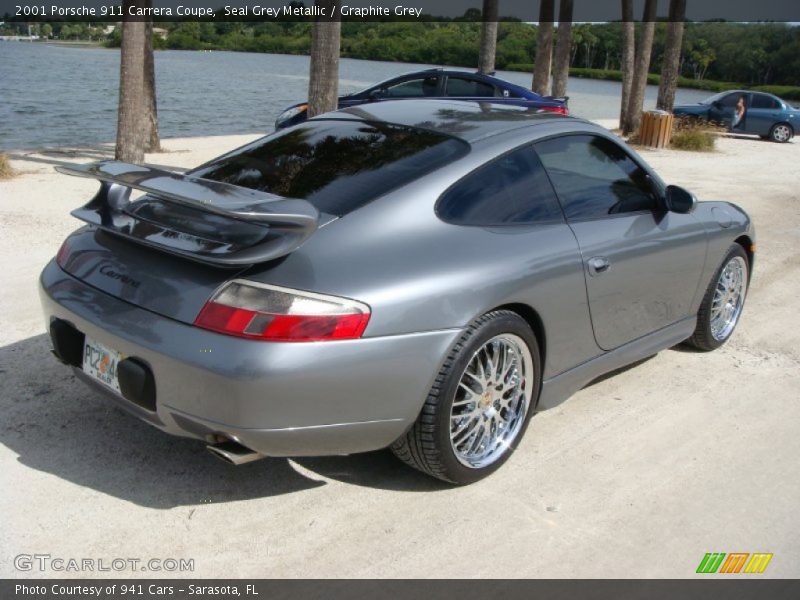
40;100;754;484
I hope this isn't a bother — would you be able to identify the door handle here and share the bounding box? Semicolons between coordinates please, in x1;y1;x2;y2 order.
587;256;610;276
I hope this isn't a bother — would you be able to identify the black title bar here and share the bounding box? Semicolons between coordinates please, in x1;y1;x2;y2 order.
2;0;800;22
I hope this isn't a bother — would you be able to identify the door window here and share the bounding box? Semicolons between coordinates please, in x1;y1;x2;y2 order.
719;93;741;108
750;94;780;109
445;76;496;97
436;146;563;226
534;135;658;220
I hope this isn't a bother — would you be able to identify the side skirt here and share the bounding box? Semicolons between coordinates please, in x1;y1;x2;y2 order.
535;316;696;412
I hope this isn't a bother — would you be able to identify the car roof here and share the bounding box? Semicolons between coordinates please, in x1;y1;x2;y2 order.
363;68;536;97
313;99;583;144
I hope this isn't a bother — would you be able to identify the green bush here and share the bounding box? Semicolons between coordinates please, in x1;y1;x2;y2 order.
669;118;721;151
0;153;16;180
505;63;534;72
752;85;800;101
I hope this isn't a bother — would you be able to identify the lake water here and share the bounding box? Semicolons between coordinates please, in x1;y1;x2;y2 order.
0;41;711;151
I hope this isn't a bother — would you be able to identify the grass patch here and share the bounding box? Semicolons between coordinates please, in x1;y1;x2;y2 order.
0;153;16;180
669;118;723;151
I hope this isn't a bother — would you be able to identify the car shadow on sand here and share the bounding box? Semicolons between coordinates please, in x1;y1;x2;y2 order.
0;334;447;508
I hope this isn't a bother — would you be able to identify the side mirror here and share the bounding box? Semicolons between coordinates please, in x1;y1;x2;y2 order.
368;89;385;101
665;185;697;214
711;100;722;109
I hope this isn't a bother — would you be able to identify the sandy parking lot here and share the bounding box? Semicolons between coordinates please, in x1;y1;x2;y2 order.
1;130;798;578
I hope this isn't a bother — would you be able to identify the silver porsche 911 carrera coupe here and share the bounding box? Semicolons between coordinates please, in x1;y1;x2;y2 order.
40;100;754;484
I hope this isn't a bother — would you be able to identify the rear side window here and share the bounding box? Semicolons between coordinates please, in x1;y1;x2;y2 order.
534;135;658;220
384;76;439;97
436;146;564;226
751;94;779;109
445;76;496;97
191;120;469;216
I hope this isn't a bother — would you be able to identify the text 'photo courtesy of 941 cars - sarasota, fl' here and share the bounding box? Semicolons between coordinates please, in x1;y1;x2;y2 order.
40;100;754;485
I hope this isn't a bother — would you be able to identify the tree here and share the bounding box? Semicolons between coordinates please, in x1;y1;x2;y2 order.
115;0;147;163
620;0;635;127
477;0;498;74
532;0;555;95
307;0;341;118
551;0;574;98
623;0;658;136
143;5;161;153
657;0;686;111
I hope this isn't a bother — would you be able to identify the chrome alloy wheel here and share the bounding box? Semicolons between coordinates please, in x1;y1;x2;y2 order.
710;256;748;341
449;334;533;469
772;124;792;142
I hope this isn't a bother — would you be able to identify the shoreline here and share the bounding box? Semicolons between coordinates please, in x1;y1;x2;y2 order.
13;39;796;100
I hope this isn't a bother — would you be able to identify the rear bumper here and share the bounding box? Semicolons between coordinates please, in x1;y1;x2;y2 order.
39;260;461;456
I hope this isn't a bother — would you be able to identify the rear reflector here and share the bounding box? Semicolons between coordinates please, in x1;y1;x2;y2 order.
541;106;568;115
194;280;370;342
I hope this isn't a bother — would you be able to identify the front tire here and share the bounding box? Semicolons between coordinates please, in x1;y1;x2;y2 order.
686;244;749;351
391;311;541;484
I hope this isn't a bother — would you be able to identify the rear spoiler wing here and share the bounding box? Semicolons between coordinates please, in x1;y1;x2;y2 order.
55;160;320;266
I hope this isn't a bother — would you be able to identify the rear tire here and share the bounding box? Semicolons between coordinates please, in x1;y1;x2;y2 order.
686;244;749;351
769;122;793;143
391;311;541;484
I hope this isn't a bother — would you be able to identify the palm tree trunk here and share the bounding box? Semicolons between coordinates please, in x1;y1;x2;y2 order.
143;11;161;153
656;0;686;112
478;0;499;74
623;0;657;136
115;0;147;163
551;0;574;98
532;0;555;95
307;0;341;118
619;0;635;128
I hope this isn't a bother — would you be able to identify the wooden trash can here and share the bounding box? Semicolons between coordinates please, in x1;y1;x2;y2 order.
638;110;674;148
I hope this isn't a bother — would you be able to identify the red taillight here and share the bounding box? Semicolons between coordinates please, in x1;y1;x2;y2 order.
194;280;371;342
542;105;568;115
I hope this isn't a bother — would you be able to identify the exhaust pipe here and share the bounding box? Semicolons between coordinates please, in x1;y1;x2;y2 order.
207;439;264;466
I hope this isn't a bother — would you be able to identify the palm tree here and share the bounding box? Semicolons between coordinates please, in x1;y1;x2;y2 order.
619;0;635;128
143;8;161;153
532;0;555;95
115;0;146;163
657;0;687;112
478;0;499;74
623;0;658;136
307;0;341;118
551;0;574;98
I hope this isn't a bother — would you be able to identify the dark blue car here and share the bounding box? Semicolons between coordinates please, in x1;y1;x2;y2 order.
673;90;799;142
275;68;569;129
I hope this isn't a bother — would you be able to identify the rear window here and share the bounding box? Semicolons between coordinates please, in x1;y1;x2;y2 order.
191;120;469;216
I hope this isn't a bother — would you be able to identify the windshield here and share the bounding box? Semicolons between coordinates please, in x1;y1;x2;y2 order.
191;120;469;217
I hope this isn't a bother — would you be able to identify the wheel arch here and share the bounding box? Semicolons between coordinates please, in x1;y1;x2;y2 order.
734;234;755;272
491;302;546;373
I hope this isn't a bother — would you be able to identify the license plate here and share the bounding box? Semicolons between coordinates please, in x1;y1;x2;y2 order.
82;336;122;393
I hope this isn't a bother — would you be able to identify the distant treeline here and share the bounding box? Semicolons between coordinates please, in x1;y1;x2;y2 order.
6;20;800;94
